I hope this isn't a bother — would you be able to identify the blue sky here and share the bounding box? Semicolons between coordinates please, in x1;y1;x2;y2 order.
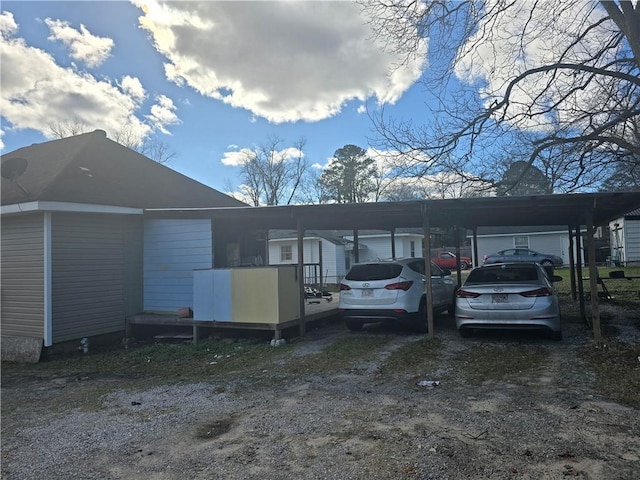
1;0;431;195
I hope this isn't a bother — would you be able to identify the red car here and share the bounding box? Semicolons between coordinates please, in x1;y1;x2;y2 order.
432;251;473;270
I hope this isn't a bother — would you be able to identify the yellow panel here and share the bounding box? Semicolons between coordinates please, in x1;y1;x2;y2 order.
230;267;299;324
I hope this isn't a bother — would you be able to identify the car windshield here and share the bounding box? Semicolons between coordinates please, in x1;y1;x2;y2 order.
466;265;539;283
345;263;403;281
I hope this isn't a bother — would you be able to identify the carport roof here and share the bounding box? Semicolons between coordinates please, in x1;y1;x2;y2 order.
146;191;640;231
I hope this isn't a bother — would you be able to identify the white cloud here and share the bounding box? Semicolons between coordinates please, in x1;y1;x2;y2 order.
120;75;146;103
221;148;253;167
45;18;114;68
221;144;304;167
0;11;176;149
146;94;180;134
132;0;426;123
454;0;611;131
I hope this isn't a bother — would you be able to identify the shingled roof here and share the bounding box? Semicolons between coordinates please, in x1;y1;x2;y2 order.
1;130;246;209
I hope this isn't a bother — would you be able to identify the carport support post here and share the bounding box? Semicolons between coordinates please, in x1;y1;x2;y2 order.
423;214;435;339
297;220;307;337
575;225;586;323
586;213;603;343
390;228;396;259
568;225;577;301
472;228;479;268
353;230;359;263
454;225;462;285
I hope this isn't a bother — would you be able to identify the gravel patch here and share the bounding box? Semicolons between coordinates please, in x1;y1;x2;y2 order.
2;305;639;480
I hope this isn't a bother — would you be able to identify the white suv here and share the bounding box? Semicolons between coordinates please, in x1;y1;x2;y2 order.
338;258;457;332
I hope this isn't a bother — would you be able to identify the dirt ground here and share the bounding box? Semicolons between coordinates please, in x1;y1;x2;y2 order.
2;302;639;480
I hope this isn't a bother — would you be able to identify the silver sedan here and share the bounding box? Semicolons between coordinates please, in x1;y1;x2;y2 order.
455;262;562;340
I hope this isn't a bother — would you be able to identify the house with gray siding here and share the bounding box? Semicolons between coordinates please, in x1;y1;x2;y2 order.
470;226;579;267
1;130;244;360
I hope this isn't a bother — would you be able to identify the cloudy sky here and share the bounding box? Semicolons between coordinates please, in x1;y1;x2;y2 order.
0;0;428;193
1;1;613;197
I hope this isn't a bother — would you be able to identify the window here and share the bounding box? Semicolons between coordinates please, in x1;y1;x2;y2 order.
514;236;529;249
410;241;415;257
408;260;424;275
280;245;292;261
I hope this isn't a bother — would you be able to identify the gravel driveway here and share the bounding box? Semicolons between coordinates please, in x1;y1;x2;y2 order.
2;303;639;480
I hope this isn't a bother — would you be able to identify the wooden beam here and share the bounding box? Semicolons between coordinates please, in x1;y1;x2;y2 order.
454;225;462;286
390;228;396;259
353;229;359;263
575;225;586;324
297;220;306;337
423;214;435;339
472;227;479;268
586;212;603;343
567;225;577;301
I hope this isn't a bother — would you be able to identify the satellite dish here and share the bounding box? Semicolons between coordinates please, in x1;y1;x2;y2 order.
1;157;29;195
1;157;28;180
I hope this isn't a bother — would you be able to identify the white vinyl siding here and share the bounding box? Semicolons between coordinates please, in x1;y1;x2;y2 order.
51;213;126;342
625;220;640;262
144;219;212;312
0;213;45;339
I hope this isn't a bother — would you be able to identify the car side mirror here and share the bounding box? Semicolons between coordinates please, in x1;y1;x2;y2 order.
551;275;563;282
442;269;451;276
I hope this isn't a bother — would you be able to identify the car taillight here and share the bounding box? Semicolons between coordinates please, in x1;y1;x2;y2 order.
339;283;351;291
483;255;488;261
456;289;481;298
384;281;413;291
520;287;553;297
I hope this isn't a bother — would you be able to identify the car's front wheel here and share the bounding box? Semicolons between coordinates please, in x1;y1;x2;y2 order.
345;320;363;332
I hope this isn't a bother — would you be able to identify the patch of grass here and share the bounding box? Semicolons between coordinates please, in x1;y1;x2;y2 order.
458;345;548;384
2;340;292;382
578;342;640;408
283;335;396;376
377;338;444;380
554;266;640;304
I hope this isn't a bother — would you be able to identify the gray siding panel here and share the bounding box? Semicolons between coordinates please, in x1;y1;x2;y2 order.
0;213;45;338
51;213;126;342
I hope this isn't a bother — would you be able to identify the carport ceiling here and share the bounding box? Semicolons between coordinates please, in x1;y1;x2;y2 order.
147;191;640;231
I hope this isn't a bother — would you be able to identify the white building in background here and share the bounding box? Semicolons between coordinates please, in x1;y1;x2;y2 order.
609;208;640;266
469;226;581;267
268;229;441;285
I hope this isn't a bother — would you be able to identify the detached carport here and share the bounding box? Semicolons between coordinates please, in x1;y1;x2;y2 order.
147;191;640;343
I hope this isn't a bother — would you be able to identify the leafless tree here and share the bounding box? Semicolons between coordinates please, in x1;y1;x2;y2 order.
360;0;640;192
238;136;310;206
47;120;176;164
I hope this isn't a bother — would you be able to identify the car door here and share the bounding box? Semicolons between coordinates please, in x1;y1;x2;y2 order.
408;260;445;307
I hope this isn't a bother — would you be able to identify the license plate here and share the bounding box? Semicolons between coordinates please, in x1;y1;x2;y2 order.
492;294;508;303
361;288;373;298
